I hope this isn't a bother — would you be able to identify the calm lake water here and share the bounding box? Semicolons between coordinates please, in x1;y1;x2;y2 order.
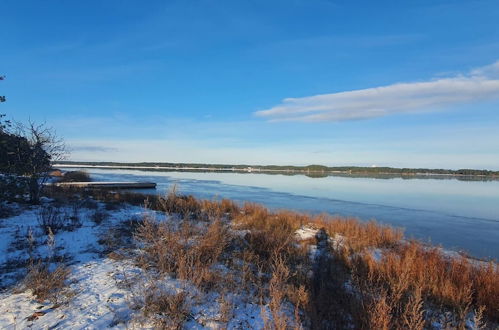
73;168;499;260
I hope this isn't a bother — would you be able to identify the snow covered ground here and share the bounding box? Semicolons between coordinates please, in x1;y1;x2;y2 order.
0;200;275;329
0;198;495;329
0;201;141;328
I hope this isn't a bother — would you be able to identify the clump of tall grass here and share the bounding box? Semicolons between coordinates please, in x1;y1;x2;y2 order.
22;263;70;303
314;216;404;252
135;215;231;291
21;225;71;304
352;241;499;326
139;286;190;329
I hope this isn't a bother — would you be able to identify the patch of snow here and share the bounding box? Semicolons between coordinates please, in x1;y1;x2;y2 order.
230;228;251;239
0;258;146;329
369;248;384;262
295;226;318;241
328;233;346;250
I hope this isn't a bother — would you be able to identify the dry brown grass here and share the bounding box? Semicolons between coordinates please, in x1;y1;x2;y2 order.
134;200;311;327
157;186;202;219
200;198;239;220
267;255;291;330
222;199;498;327
23;262;70;303
366;289;392;330
352;241;499;326
233;205;307;269
218;294;234;324
233;205;316;328
135;216;231;291
314;216;404;252
142;288;190;329
473;262;499;322
50;187;498;327
402;288;426;330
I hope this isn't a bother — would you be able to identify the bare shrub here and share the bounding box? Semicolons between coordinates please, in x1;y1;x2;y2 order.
268;255;291;330
219;198;240;216
142;288;190;329
136;217;231;292
37;202;83;233
37;205;64;234
218;294;234;324
99;216;143;253
23;262;70;303
366;289;392;330
197;218;229;265
59;170;91;182
473;305;487;329
91;208;108;225
135;217;180;274
155;185;202;220
473;262;499;322
287;284;308;330
402;288;425;330
237;249;261;291
234;206;304;273
67;199;83;230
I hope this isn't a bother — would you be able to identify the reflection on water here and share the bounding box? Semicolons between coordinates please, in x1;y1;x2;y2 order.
74;168;499;260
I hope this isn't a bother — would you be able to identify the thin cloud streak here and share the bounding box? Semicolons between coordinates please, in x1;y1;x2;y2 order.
255;61;499;122
70;145;119;153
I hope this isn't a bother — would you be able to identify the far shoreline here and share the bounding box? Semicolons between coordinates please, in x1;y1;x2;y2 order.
54;163;499;181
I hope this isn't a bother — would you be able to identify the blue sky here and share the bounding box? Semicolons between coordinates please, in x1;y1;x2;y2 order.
2;0;499;169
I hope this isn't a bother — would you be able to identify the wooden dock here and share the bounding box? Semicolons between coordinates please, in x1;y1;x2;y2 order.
48;182;157;189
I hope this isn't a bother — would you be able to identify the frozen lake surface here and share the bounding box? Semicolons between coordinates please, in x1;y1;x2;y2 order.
75;168;499;260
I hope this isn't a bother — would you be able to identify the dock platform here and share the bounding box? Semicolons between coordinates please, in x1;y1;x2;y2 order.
48;182;157;189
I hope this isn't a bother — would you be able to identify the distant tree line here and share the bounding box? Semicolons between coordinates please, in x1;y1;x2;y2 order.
55;161;499;177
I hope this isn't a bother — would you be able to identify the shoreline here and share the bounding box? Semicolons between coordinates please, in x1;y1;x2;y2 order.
53;163;498;180
1;185;497;328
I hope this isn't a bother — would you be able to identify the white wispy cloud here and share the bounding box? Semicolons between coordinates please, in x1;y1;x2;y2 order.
255;61;499;122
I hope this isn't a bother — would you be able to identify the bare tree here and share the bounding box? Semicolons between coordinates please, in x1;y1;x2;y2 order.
1;76;66;203
12;120;66;203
